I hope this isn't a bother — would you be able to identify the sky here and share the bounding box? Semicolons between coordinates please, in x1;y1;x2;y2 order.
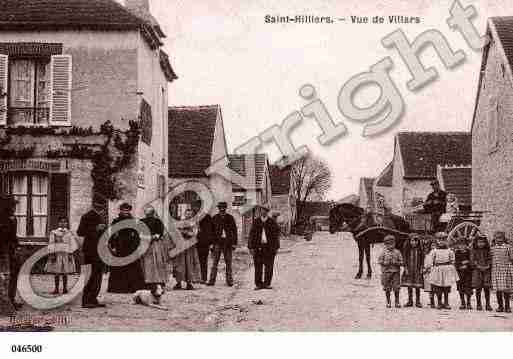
146;0;509;200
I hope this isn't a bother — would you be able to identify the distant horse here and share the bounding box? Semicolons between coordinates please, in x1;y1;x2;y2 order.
329;203;411;279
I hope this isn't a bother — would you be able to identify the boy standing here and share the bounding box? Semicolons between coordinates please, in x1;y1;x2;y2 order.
378;235;404;308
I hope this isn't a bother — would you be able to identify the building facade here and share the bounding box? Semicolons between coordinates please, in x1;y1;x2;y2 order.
167;105;232;219
0;0;176;246
269;164;296;234
472;17;513;238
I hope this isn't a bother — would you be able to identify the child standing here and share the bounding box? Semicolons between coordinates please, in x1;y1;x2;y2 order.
423;238;437;308
454;237;473;309
378;235;403;308
401;234;424;307
470;236;492;311
426;233;459;310
44;217;77;294
490;231;513;313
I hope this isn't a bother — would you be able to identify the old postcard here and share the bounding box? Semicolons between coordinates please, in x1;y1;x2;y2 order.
0;0;512;356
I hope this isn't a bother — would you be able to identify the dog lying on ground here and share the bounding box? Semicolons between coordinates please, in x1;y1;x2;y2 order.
132;284;168;311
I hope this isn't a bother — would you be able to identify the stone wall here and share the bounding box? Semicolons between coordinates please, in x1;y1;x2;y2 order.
472;36;513;239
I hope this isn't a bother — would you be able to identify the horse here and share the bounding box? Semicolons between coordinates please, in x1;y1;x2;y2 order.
329;203;411;279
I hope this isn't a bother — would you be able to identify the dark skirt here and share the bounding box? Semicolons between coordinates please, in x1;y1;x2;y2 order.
108;259;146;293
472;268;491;289
457;269;473;294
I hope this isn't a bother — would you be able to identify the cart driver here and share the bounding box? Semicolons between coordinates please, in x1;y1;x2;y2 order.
423;180;447;233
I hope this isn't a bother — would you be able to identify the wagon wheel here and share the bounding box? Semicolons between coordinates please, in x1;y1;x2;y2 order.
447;221;481;246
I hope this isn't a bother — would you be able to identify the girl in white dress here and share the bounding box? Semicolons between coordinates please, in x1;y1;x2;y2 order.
45;217;77;294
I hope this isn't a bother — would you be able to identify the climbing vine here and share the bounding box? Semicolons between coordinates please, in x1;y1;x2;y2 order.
0;120;141;201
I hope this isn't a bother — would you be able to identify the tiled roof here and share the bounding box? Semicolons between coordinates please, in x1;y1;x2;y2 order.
439;167;472;208
228;154;267;190
376;161;393;187
269;165;291;195
168;105;219;178
397;132;471;179
0;0;162;48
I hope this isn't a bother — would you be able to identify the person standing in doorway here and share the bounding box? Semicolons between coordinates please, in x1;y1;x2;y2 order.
207;202;238;287
77;198;107;308
248;206;280;290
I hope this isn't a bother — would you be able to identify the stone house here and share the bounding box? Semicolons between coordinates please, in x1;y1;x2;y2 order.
358;177;375;211
167;105;232;219
472;17;513;238
388;132;471;216
269;164;296;234
228;154;272;241
0;0;176;246
373;162;393;214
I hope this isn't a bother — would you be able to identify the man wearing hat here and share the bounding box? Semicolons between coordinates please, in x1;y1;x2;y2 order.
248;205;281;290
424;180;447;233
77;197;108;308
207;202;238;286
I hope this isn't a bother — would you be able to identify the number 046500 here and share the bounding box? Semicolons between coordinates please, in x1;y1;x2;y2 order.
10;345;43;353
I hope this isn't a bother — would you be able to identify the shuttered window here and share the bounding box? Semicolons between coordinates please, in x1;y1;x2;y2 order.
0;172;69;241
49;55;72;126
0;54;7;125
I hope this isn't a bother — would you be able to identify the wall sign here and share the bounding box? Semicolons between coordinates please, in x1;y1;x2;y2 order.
0;159;61;173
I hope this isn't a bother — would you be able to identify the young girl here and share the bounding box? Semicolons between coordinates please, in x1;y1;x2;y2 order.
440;193;459;224
426;233;459;310
401;234;424;307
45;217;77;294
454;237;473;309
173;209;201;290
423;238;438;308
490;231;513;313
378;235;403;308
470;236;492;311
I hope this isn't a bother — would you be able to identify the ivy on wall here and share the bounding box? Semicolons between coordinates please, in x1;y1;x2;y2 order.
0;120;141;201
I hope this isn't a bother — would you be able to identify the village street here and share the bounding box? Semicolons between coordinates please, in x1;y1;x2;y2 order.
2;233;513;331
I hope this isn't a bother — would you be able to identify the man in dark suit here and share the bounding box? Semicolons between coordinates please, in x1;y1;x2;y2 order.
197;213;214;283
77;199;107;308
207;202;238;287
248;206;280;290
424;180;447;233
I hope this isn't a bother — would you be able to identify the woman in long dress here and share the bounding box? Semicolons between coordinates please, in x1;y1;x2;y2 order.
140;206;170;287
45;217;77;294
173;209;201;290
107;203;146;293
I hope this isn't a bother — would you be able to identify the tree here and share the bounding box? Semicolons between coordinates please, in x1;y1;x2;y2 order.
289;154;332;231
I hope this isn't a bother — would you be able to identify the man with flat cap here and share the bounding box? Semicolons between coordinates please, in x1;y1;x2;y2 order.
424;180;447;233
248;205;280;290
207;202;238;286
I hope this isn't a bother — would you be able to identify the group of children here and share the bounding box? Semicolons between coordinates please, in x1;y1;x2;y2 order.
378;231;513;312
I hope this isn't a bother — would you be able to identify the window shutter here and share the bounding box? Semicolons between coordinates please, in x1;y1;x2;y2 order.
0;54;7;126
49;55;72;126
49;173;69;231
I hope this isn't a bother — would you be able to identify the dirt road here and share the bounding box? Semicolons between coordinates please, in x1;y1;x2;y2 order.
2;233;513;331
218;232;513;331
